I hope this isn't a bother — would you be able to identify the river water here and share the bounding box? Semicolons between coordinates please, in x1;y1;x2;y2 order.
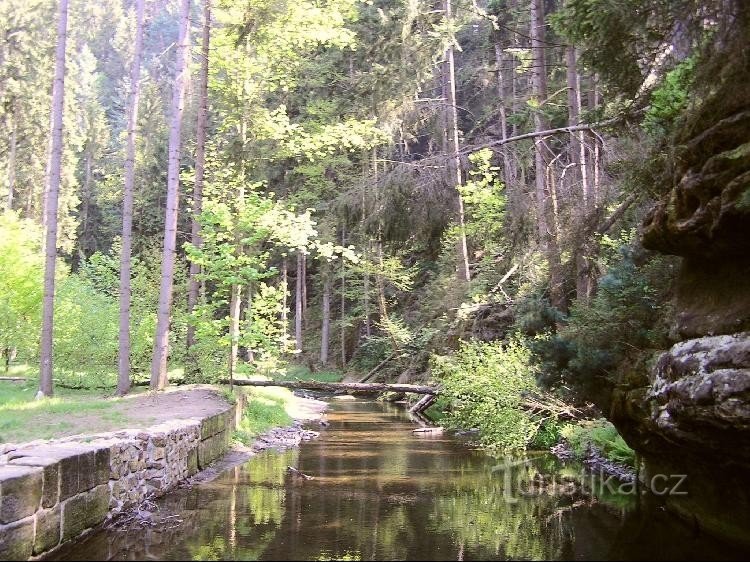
53;400;747;561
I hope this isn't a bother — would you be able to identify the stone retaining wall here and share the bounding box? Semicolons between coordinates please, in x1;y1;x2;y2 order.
0;394;245;560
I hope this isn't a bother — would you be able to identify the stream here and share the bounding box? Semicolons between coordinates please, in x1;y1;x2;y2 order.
52;400;747;561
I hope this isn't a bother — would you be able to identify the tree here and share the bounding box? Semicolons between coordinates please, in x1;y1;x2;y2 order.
530;0;564;310
186;0;211;352
442;0;470;283
38;0;69;398
150;0;191;390
117;0;146;396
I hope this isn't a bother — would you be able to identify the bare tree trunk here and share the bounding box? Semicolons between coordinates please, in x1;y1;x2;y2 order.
340;226;347;367
567;46;593;305
6;110;16;211
295;252;303;353
118;0;145;395
530;0;564;310
186;0;211;352
442;0;470;283
494;43;515;185
301;253;308;321
150;0;191;390
320;271;331;365
228;283;241;389
588;75;601;208
281;257;289;342
566;46;588;201
244;285;254;363
39;0;69;398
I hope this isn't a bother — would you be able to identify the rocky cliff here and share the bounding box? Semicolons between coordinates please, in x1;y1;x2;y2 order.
611;20;750;545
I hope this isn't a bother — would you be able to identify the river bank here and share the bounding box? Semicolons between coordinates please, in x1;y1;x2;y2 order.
0;386;327;560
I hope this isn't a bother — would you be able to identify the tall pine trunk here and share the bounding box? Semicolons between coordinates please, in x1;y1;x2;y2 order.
530;0;564;310
117;0;146;396
442;0;470;283
6;110;16;211
150;0;191;390
186;0;211;351
494;43;515;186
295;252;303;353
320;271;331;365
38;0;69;398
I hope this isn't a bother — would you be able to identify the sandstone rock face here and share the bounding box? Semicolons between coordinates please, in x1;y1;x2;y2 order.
621;25;750;545
649;333;750;450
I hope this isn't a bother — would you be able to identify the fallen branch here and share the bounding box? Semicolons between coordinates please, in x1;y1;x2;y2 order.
359;352;397;383
287;466;314;480
223;379;440;395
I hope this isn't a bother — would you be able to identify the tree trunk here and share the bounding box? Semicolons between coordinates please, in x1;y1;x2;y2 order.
340;226;347;367
567;46;593;305
566;46;589;205
228;282;241;388
39;0;69;398
186;0;211;352
281;257;289;342
442;0;470;283
530;0;564;310
117;0;145;396
494;43;515;185
6;110;16;211
226;379;439;395
244;285;255;363
320;271;331;365
301;253;308;320
295;252;303;353
150;0;191;390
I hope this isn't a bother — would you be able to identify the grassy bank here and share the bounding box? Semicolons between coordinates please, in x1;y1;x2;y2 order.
0;380;129;443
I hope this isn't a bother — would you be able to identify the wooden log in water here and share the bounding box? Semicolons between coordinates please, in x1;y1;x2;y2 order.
223;379;439;395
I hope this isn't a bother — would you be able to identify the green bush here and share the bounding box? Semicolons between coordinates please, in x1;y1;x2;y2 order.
432;338;542;453
560;419;636;466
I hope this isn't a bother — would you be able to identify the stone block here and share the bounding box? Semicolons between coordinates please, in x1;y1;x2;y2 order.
77;449;96;493
33;504;61;555
8;456;60;508
0;465;43;524
0;516;34;561
187;447;198;476
61;484;109;541
94;446;110;486
198;431;229;469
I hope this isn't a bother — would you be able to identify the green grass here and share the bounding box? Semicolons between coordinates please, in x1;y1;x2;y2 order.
278;364;343;383
233;387;294;445
0;381;126;443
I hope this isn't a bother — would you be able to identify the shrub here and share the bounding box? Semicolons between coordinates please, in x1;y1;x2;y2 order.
560;419;636;466
432;338;542;453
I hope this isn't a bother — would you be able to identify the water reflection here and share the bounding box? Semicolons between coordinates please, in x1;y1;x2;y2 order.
53;401;748;561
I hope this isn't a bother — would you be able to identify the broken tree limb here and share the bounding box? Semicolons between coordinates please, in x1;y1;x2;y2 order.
224;379;440;395
359;351;397;383
409;393;437;415
460;116;623;156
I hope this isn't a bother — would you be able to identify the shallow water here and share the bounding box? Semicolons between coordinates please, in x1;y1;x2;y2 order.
53;400;748;561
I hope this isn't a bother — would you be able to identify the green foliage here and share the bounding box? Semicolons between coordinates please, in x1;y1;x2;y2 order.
560;245;675;389
643;58;697;137
234;387;294;444
0;213;43;366
531;418;563;450
560;419;636;466
459;149;506;244
432;338;542;453
278;364;342;383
